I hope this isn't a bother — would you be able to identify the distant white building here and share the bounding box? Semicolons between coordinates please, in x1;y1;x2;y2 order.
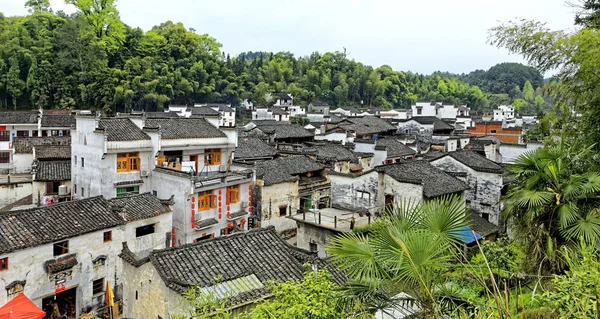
493;105;515;121
411;102;470;120
379;109;412;120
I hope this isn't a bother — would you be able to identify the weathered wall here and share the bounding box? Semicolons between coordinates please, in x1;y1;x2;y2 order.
500;143;542;163
330;171;379;212
12;153;33;174
0;182;32;207
32;180;71;206
430;156;503;226
383;175;424;206
258;180;299;231
295;221;339;258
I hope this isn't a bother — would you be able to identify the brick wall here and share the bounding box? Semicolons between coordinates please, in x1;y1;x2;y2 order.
467;122;522;144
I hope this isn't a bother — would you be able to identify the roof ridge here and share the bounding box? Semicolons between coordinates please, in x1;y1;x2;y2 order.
0;195;106;216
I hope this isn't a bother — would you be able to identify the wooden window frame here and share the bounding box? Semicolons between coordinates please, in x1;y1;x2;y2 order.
198;191;217;211
204;149;222;166
0;257;7;271
92;278;104;295
53;240;69;256
0;131;9;142
103;231;112;242
116;186;139;198
117;152;141;172
0;152;9;164
228;185;240;204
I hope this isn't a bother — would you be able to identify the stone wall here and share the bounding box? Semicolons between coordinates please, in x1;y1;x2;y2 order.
329;171;379;212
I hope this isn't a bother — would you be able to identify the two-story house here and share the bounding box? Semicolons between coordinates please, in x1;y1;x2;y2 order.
0;193;172;318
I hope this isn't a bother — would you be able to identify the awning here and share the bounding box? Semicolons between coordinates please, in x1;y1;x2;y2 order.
454;226;483;245
0;293;46;319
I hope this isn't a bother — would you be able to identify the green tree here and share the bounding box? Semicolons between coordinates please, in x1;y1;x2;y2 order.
327;196;469;318
535;95;545;111
6;57;25;110
25;0;51;13
501;145;600;272
522;80;534;101
65;0;125;54
513;98;527;112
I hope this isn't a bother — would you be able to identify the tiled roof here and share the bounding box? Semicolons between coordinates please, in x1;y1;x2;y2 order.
0;111;38;124
0;196;126;254
41;114;76;128
312;143;355;162
145;118;226;139
375;138;416;157
271;107;289;115
256;156;323;186
34;145;71;160
328;114;344;124
376;161;468;198
445;150;505;174
98;118;151;141
14;136;71;154
254;124;313;140
235;137;278;161
410;117;455;131
339;117;396;136
309;102;329;107
108;193;172;222
194;218;218;229
273;93;292;100
34;160;71;181
144;111;180;118
148;227;319;296
467;211;498;237
190;107;221;116
215;104;235;112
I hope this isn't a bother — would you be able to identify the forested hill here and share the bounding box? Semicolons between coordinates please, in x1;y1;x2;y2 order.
0;1;546;114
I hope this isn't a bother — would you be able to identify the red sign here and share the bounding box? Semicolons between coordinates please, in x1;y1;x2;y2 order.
55;283;65;294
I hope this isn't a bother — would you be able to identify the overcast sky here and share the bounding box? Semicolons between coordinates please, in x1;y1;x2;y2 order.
0;0;578;74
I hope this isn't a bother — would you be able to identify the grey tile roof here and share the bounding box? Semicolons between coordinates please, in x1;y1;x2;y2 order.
194;218;218;229
235;137;278;161
375;138;416;157
34;160;71;181
467;211;498;237
444;150;505;174
190;107;221;116
34;145;71;160
0;196;126;254
253;124;313;140
256;156;323;186
145;118;226;139
144;111;180;118
376;161;468;198
108;193;172;222
14;136;71;154
309;102;329;107
328;114;344;123
148;226;319;296
0;111;38;124
312;143;356;162
41;114;75;128
339;117;396;136
271;107;289;115
410;117;455;131
273;93;292;100
98;118;151;141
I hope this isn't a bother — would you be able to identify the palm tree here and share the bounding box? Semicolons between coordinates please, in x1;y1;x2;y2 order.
501;144;600;272
327;195;470;318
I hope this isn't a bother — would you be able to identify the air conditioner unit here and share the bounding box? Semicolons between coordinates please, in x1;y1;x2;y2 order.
140;170;149;177
58;185;69;196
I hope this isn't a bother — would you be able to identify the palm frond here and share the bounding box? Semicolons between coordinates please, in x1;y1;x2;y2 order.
419;195;468;245
326;232;387;280
561;210;600;243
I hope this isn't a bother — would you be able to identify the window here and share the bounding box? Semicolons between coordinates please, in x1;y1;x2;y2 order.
195;234;212;242
32;130;38;137
74;184;77;194
0;152;9;164
116;186;139;198
136;224;155;237
81;187;85;197
74;156;77;165
46;181;61;194
16;130;28;137
152;190;157;196
198;191;217;211
103;231;112;242
279;205;288;217
417;108;422;115
481;213;490;221
309;242;318;252
0;131;9;142
117;152;140;172
227;185;240;204
0;257;7;271
51;130;58;136
204;149;222;165
53;241;69;256
490;129;497;134
81;157;85;167
92;278;104;295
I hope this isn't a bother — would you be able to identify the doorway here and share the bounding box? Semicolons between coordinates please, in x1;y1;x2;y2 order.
42;287;77;319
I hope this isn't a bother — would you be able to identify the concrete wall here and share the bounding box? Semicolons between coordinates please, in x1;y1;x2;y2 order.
257;180;299;232
430;156;503;226
438;105;457;119
446;139;458;152
296;222;339;258
330;171;379;211
500;143;542;163
354;142;386;167
13;153;33;174
0;182;32;207
383;175;424;206
412;103;436;117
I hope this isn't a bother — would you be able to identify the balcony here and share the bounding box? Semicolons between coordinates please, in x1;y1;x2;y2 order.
298;176;330;196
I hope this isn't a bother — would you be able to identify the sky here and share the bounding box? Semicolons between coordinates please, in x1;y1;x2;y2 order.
0;0;578;75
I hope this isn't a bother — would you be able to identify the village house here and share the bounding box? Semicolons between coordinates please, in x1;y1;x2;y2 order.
493;105;515;121
254;155;330;231
39;113;75;137
0;193;172;318
397;116;455;135
267;92;294;106
307;101;330;115
379;108;412;120
429;150;506;227
308;141;373;173
193;103;236;127
0;111;39;173
119;226;337;318
330;107;360;117
271;107;290;122
354;137;416;166
465;138;502;162
467;121;523;144
315;116;396;145
31;145;72;205
246;121;314;145
233;137;278;164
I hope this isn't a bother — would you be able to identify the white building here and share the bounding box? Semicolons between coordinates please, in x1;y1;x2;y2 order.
193;103;236;127
267;93;294;106
379;109;412;120
411;102;438;117
493;105;515;121
0;193;172;318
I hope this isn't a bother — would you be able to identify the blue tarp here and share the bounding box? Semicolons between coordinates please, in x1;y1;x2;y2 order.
454;226;483;245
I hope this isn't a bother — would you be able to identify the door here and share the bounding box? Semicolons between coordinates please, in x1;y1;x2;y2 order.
189;155;198;175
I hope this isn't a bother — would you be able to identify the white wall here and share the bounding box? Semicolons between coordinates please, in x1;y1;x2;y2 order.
0;182;32;207
258;180;299;232
411;102;436;117
383;175;424;204
499;143;542;163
